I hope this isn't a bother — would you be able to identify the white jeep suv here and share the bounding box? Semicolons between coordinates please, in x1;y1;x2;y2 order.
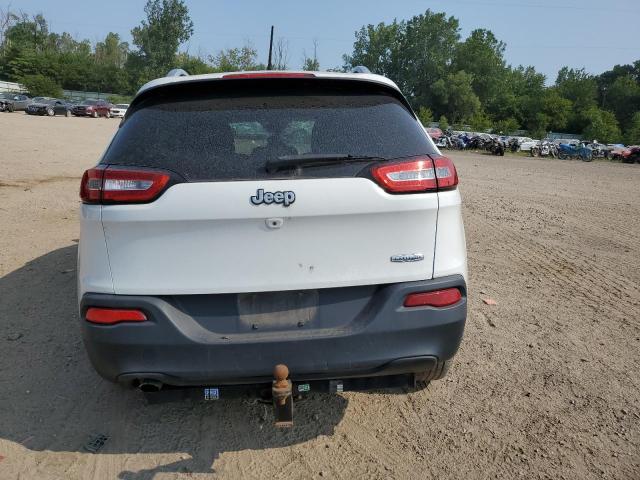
78;70;467;394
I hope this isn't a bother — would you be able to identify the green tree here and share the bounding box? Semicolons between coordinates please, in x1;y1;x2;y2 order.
399;11;460;106
129;0;193;80
302;40;320;71
438;115;449;130
541;88;572;131
432;70;480;123
209;45;264;71
494;117;519;134
605;74;640;126
20;73;62;96
527;112;550;139
343;20;403;81
624;112;640;145
581;107;621;143
469;110;492;131
95;32;128;68
302;56;320;71
452;28;506;105
417;106;433;125
343;10;459;107
175;52;214;74
555;67;598;109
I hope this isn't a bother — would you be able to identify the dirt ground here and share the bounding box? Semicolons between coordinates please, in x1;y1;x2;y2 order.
1;113;639;480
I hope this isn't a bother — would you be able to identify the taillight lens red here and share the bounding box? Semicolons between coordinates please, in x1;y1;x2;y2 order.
404;288;462;308
371;157;437;193
80;167;105;203
80;167;170;204
371;156;458;193
433;156;458;190
85;308;147;325
222;72;315;79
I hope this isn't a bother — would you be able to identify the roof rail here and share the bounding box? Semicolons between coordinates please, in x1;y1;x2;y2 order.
351;66;371;74
166;68;189;78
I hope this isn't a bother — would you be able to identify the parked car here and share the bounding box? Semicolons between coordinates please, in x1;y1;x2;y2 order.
0;93;31;112
78;70;468;408
26;98;73;117
425;127;443;140
518;138;538;152
0;92;13;111
72;99;113;118
609;144;628;160
110;103;129;118
620;146;640;164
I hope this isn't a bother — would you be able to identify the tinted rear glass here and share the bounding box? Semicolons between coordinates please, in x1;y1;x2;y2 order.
103;81;435;181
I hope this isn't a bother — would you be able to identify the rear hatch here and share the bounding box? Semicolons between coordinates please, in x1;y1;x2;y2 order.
98;77;441;295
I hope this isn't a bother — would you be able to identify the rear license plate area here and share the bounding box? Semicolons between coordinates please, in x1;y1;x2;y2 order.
237;290;319;332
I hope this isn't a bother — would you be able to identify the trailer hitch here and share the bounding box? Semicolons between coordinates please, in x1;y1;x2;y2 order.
272;364;293;427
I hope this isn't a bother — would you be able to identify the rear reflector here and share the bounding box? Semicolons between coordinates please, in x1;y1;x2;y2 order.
80;167;171;204
86;308;147;325
222;72;315;79
404;288;462;308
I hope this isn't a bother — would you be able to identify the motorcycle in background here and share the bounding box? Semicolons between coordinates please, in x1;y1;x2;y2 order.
530;140;558;158
488;137;506;156
435;133;453;149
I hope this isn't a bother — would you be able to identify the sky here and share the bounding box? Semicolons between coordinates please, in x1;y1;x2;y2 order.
8;0;640;83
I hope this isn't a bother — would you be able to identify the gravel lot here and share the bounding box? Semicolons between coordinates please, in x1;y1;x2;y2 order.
1;113;639;479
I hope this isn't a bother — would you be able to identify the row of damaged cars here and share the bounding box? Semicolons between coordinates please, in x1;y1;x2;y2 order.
425;127;639;162
0;93;128;118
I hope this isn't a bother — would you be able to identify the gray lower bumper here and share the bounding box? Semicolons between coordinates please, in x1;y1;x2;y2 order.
79;275;467;386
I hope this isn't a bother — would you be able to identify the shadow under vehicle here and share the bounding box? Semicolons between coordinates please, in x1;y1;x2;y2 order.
0;245;355;477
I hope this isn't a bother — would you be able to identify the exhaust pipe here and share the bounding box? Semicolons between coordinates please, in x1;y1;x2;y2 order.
138;379;163;392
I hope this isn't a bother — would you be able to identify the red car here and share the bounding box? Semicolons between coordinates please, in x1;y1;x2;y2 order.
425;127;443;140
621;146;640;164
72;99;113;118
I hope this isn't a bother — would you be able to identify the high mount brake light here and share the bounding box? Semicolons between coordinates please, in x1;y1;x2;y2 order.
86;307;147;325
371;156;458;193
80;167;171;204
404;288;462;308
222;72;315;79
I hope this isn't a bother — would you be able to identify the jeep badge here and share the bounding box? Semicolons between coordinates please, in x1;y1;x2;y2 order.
250;188;295;207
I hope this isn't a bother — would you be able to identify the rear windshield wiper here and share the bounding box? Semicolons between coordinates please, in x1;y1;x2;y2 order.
266;154;384;173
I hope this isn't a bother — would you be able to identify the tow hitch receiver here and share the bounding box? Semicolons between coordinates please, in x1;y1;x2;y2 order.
272;364;293;427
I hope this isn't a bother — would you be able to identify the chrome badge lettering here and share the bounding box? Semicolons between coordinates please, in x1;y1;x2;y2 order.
251;188;295;207
391;253;424;263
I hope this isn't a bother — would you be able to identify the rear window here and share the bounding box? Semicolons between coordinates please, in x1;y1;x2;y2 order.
102;81;435;181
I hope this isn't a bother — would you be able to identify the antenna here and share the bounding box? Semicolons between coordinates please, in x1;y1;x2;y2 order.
267;26;274;70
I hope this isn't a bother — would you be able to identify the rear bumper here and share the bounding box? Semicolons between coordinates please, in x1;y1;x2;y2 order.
79;275;467;387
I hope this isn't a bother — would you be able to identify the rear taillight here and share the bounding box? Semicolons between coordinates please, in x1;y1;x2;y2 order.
80;167;104;203
371;157;437;193
404;288;462;308
371;156;458;193
80;167;171;204
85;308;147;325
432;156;458;190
